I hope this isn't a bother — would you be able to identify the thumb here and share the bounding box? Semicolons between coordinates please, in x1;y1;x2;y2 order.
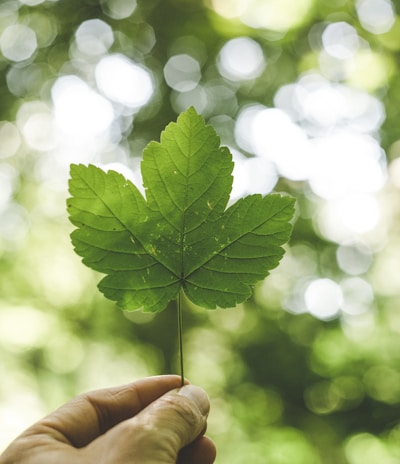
86;384;210;463
134;384;210;459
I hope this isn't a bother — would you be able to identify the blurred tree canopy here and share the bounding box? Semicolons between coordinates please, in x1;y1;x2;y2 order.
1;0;400;462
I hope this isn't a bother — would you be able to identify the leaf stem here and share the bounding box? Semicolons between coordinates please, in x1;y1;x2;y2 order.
178;290;184;387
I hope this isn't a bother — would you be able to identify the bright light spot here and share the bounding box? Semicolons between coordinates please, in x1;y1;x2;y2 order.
302;85;346;127
317;194;381;243
242;157;278;195
29;234;98;305
372;244;400;297
231;153;278;199
44;334;84;374
102;0;137;20
336;244;373;275
52;75;114;137
238;73;387;251
0;306;52;350
6;63;47;98
356;0;395;34
213;0;314;32
345;433;395;464
75;19;114;56
205;81;238;114
210;0;243;18
252;107;313;180
310;132;386;199
171;85;208;114
274;83;304;122
340;194;381;234
0;122;20;158
252;109;312;180
234;104;264;153
17;104;56;151
0;6;19;54
19;0;46;4
285;244;318;277
100;162;138;184
164;54;201;91
217;37;265;81
0;164;17;212
22;113;55;151
275;75;385;134
333;86;385;132
95;54;153;109
346;49;392;91
0;203;28;246
0;24;37;62
304;278;343;320
389;155;400;188
322;22;360;60
340;277;373;315
235;105;313;180
230;150;250;199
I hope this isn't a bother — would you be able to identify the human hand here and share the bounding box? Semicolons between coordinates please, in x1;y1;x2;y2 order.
0;375;216;464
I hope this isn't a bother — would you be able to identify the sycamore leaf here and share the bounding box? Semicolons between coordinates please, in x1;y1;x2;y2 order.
67;107;295;312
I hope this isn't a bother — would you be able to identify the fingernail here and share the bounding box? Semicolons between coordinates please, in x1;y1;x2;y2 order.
178;385;210;416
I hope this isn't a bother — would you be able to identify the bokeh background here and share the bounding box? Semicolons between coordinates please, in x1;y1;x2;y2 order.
1;0;400;462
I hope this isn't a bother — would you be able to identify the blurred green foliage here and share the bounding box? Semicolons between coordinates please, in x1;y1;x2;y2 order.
1;0;400;462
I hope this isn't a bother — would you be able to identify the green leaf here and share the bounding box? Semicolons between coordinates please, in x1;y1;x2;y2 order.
67;107;295;312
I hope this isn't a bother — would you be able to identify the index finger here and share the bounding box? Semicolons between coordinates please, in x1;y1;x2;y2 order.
32;375;186;447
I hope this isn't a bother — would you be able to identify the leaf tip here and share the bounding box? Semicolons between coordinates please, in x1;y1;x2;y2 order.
177;105;204;125
183;105;198;115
